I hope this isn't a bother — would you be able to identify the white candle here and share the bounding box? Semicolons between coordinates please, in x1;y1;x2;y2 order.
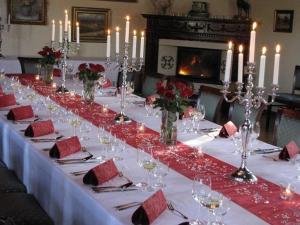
249;22;257;63
64;10;68;32
125;16;130;43
59;20;63;43
238;45;244;83
68;20;71;42
106;29;111;58
140;31;145;58
258;47;267;88
76;22;80;44
132;30;137;58
116;26;120;54
224;41;233;82
51;20;55;42
273;44;281;85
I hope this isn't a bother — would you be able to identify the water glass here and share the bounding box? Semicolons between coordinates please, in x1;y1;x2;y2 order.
153;159;169;188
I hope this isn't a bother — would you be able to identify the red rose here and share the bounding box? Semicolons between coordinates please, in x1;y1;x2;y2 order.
165;90;175;100
53;51;62;59
156;81;165;95
175;81;187;90
78;63;87;72
95;64;105;73
180;86;193;98
89;63;104;73
38;50;46;56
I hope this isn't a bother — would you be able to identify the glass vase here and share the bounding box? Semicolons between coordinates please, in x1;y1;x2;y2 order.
160;110;178;146
83;80;96;103
43;64;54;85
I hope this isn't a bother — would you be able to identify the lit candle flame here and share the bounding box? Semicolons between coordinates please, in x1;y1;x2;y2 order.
65;10;68;15
276;44;281;53
52;19;55;24
76;22;79;27
252;22;257;30
107;29;111;35
133;30;137;35
116;26;120;32
239;45;243;53
126;16;130;21
262;46;267;55
59;20;62;25
228;41;233;50
68;20;71;25
141;31;145;37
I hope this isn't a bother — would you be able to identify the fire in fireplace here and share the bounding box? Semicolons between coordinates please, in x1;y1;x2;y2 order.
176;47;222;84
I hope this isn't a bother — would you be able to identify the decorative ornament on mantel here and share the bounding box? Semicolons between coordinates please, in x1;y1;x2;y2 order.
151;0;174;15
188;1;209;18
235;0;250;20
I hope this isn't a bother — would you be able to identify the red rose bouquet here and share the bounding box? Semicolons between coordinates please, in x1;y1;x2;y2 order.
154;80;193;114
78;63;105;81
38;46;62;65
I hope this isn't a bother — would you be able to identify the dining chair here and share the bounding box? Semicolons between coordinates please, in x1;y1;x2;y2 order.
0;193;54;225
197;85;225;124
141;73;166;97
273;108;300;147
18;57;41;74
228;100;265;128
266;65;300;129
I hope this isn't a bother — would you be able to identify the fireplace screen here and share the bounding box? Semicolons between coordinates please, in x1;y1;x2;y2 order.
176;47;222;83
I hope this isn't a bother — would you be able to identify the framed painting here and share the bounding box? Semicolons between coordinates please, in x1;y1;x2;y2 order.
8;0;47;25
72;7;111;43
274;10;294;33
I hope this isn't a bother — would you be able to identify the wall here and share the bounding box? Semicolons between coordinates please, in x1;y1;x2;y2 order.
250;0;300;92
0;0;236;58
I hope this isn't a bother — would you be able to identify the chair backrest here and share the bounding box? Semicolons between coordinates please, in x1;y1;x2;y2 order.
273;108;300;147
293;65;300;93
141;74;166;97
18;57;41;74
229;101;265;128
197;85;224;123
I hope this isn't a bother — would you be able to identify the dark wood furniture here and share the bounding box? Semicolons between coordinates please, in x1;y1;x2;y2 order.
18;57;41;74
142;14;252;82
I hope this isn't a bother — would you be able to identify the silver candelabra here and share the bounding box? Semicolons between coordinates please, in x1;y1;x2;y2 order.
51;31;80;93
0;17;10;58
222;62;279;183
108;42;143;123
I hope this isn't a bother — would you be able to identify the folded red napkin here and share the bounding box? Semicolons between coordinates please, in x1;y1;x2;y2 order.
83;159;119;185
102;78;112;88
279;141;300;161
219;121;237;138
49;136;81;158
0;94;16;108
53;69;61;77
7;105;34;121
132;190;167;225
24;120;55;137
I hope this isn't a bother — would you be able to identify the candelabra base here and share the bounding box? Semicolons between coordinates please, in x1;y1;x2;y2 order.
231;166;257;183
114;112;132;124
56;86;69;94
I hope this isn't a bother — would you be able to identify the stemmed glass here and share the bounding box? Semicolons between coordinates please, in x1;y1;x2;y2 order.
191;175;212;225
231;128;242;155
145;102;154;117
192;105;205;133
68;113;82;136
201;191;224;225
153;158;169;188
98;75;108;95
249;122;260;153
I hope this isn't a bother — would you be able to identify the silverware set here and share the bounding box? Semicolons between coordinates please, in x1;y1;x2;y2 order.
253;147;282;154
13;118;40;124
199;128;220;132
31;135;64;143
56;152;94;165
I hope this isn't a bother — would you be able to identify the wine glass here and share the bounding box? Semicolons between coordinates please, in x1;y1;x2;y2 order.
126;81;135;95
191;175;211;225
192;105;205;133
145;102;154;117
98;75;108;95
231;127;242;155
249;122;260;153
153;158;169;188
68;113;82;136
201;191;225;225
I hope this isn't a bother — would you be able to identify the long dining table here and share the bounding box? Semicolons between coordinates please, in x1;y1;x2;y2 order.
0;74;299;225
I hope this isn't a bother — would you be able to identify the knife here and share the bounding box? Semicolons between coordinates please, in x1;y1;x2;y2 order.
93;188;138;193
253;148;282;154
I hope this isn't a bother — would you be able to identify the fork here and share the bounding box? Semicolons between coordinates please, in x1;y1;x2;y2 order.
167;202;188;220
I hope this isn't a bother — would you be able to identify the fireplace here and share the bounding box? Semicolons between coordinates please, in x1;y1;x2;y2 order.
176;47;222;83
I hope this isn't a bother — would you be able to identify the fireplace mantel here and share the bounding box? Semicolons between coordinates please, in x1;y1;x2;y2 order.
142;14;252;78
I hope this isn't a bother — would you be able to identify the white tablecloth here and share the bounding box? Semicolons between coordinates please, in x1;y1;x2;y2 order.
0;79;299;225
0;57;22;73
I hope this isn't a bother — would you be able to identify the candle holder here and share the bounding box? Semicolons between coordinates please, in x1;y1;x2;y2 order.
222;62;279;183
108;42;143;123
51;31;80;93
0;16;10;58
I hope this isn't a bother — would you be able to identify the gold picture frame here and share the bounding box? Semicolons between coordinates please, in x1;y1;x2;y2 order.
72;7;111;43
8;0;47;25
